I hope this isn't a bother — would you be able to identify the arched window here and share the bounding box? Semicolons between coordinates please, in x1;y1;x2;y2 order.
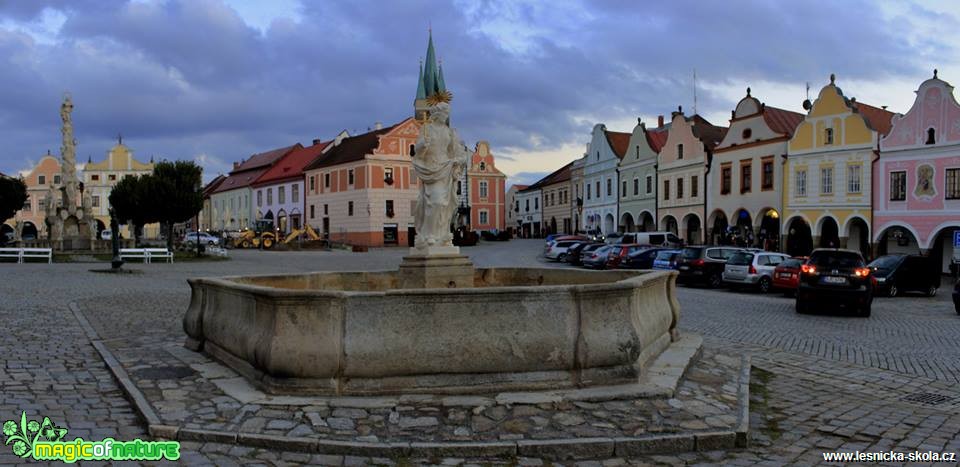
926;128;936;145
409;144;415;156
480;162;486;171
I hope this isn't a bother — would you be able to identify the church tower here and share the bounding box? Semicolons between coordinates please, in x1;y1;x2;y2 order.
414;30;447;121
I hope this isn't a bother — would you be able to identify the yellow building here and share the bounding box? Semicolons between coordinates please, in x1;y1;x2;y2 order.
83;139;159;238
783;74;893;257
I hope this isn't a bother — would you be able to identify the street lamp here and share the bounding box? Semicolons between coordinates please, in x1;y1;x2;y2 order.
195;180;202;258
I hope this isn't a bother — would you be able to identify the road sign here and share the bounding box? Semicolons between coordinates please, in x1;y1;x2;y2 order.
954;231;960;248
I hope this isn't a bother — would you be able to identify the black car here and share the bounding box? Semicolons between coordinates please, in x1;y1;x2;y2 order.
867;254;940;297
620;247;667;269
796;249;873;317
676;246;745;288
568;242;603;265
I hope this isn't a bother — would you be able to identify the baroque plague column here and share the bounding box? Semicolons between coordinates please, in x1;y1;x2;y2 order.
45;93;96;250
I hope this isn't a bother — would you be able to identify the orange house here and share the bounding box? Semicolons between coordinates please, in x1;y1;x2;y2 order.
3;153;62;239
303;118;421;247
467;141;507;231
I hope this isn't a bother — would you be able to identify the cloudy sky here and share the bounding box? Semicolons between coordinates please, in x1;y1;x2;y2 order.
1;0;958;187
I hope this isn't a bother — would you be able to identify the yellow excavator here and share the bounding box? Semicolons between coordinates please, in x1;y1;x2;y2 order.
232;220;277;249
283;224;321;244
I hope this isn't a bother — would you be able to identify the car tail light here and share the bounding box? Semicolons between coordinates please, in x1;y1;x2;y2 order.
749;264;757;275
691;259;705;266
801;264;817;275
854;267;870;277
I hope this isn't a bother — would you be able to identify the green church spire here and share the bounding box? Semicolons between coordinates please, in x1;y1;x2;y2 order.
416;59;426;100
423;30;440;96
437;60;446;93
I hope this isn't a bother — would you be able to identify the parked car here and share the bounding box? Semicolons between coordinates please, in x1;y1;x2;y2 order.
569;242;603;266
544;240;580;262
603;232;623;244
652;249;682;270
868;254;939;297
796;249;873;317
676;246;745;288
620;247;669;270
604;244;648;269
772;257;807;296
582;245;615;269
722;251;792;293
183;231;221;246
629;232;684;248
954;280;960;315
100;230;113;240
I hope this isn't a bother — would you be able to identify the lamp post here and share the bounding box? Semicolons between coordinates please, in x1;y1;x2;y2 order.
195;181;202;258
109;207;123;269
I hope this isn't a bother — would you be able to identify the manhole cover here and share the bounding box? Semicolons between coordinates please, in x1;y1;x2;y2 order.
131;366;195;380
900;392;954;406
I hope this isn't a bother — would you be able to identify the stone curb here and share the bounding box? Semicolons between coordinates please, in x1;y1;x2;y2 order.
74;301;751;460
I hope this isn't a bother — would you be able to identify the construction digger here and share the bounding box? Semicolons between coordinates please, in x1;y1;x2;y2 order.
231;220;277;249
283;224;321;244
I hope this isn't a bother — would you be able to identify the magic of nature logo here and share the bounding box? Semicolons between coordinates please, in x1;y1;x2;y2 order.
3;411;180;463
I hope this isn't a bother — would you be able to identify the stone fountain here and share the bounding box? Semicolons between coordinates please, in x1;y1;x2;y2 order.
183;98;684;396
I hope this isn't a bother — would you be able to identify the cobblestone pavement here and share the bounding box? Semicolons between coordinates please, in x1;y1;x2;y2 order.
1;240;959;465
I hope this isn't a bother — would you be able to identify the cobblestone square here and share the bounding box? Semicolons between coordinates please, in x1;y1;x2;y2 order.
2;240;959;465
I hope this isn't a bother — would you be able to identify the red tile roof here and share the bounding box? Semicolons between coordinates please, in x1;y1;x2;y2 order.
605;131;631;158
253;140;331;187
510;184;529;191
646;128;670;152
689;115;727;147
304;124;399;171
212;144;300;194
527;161;573;190
762;106;805;137
202;174;227;198
851;101;895;136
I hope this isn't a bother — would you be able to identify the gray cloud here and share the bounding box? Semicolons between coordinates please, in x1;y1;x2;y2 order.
0;0;956;180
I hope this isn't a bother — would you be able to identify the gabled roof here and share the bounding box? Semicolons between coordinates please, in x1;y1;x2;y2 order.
253;140;331;187
236;144;301;172
762;106;805;137
509;184;529;192
605;131;631;159
851;101;895;136
688;115;727;147
525;161;573;191
304;124;398;171
212;144;300;194
646;128;670;152
202;174;227;198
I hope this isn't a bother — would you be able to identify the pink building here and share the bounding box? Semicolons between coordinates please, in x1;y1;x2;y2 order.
876;70;960;272
467;141;507;231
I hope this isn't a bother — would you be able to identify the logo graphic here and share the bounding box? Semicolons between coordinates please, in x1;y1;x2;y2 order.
3;412;179;463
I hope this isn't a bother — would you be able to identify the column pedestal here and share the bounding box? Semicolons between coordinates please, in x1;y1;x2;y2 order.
398;245;475;289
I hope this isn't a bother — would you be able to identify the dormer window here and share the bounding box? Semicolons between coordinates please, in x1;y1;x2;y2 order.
926;128;936;145
596;151;600;161
677;144;684;159
742;128;752;140
825;128;834;145
635;146;640;159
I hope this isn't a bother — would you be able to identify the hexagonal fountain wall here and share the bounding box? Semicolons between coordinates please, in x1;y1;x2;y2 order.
183;267;681;396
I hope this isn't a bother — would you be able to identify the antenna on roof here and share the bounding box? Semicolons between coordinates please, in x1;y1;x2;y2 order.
692;69;698;115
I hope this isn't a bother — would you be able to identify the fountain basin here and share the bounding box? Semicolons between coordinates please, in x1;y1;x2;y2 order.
183;268;680;395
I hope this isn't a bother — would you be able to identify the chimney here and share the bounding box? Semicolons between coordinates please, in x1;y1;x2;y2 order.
312;138;322;146
657;115;664;128
233;161;240;170
374;121;383;130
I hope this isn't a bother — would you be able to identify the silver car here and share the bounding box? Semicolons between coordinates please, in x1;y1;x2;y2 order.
723;251;791;293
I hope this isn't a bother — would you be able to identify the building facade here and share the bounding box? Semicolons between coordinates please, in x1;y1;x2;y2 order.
537;162;573;235
876;71;960;272
252;140;330;236
210;144;300;232
467;141;507;231
569;159;584;233
783;75;893;257
303;119;420;247
657;109;726;244
198;175;226;232
84;140;156;238
515;185;542;238
619;119;667;233
582;124;629;235
709;89;803;249
506;184;527;235
4;153;61;239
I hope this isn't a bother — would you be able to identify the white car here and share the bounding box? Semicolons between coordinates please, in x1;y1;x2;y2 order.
544;240;581;262
723;251;791;293
100;230;113;240
183;232;220;246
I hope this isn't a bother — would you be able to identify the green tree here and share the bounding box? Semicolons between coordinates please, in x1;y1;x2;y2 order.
108;174;158;247
0;175;28;226
151;160;203;250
